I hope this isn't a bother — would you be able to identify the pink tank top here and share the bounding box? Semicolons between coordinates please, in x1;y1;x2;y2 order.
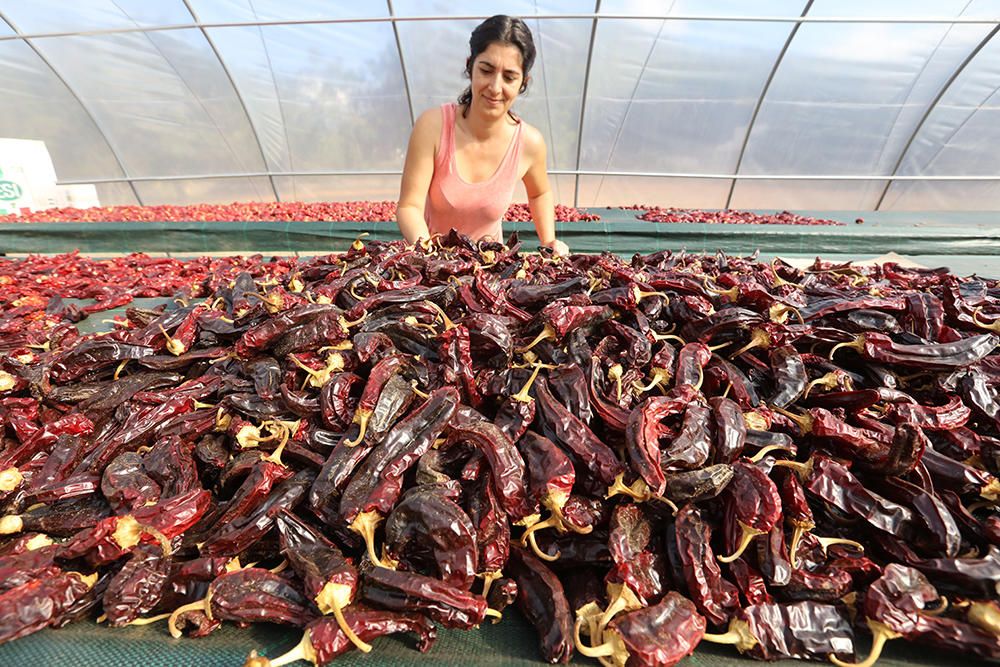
425;102;523;242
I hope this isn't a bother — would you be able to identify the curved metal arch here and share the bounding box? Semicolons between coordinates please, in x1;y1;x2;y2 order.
59;169;1000;186
386;0;415;127
1;14;998;44
181;0;280;203
573;0;601;208
724;0;814;210
0;10;143;205
874;22;1000;210
591;11;673;205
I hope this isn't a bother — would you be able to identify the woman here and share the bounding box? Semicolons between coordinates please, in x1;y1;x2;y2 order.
396;15;569;255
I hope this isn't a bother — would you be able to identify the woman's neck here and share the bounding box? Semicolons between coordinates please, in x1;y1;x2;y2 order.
460;102;510;141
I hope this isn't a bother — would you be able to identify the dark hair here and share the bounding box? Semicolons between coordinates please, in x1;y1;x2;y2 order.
458;15;536;118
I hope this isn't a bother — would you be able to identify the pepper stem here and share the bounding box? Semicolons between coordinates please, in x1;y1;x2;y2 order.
606;473;652;503
516;323;557;353
649;331;686;345
772;457;814;481
787;520;814;570
237;423;280;449
728;328;772;360
707;340;732;353
971;307;1000;333
255;290;285;313
650;493;680;515
424;300;456;331
575;601;604;643
702;278;739;301
318;341;354;354
769;303;804;324
24;534;53;550
749;444;793;464
804;371;843;398
348;283;366;301
633;367;670;394
479;570;502;600
597;584;642;636
245;629;319;667
829;334;865;360
158;324;187;356
633;285;670;303
769;261;801;290
815;535;865;556
573;617;616;658
343;409;372;448
967;601;1000;636
920;596;949;617
110;515;172;556
717;522;765;563
511;362;555;404
702;618;759;653
340;311;368;329
829;620;901;667
288;354;335;388
123;612;172;626
332;600;373;653
551;504;593;536
980;478;1000;501
168;597;209;639
0;515;23;535
349;511;387;568
0;467;23;493
772;405;814;434
403;315;437;333
521;516;561;562
608;364;624;402
260;422;295;468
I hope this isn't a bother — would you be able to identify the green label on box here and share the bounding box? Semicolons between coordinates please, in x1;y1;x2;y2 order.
0;180;23;201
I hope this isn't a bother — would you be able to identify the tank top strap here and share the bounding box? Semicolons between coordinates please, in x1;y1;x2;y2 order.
436;103;457;172
497;116;524;181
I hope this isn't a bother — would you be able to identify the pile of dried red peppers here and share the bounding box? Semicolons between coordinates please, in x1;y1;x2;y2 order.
2;231;1000;667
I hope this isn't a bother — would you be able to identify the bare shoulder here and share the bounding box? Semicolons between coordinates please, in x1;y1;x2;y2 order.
411;107;444;153
415;107;443;132
520;121;547;161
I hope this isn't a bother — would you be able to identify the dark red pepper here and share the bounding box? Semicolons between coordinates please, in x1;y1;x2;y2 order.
360;566;493;629
384;486;478;591
339;387;459;566
168;567;315;638
575;591;706;667
0;569;98;645
508;545;574;663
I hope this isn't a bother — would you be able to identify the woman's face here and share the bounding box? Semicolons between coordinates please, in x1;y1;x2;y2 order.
470;42;525;119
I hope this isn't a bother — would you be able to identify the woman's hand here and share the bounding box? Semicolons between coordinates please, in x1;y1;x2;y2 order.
544;239;570;256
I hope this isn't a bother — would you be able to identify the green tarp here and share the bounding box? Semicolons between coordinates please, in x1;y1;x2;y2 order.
2;210;1000;258
0;605;967;667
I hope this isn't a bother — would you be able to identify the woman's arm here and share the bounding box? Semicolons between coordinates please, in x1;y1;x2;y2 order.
396;110;439;244
522;127;568;255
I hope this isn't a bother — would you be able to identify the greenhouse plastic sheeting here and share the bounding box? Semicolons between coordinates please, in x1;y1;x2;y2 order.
1;211;999;257
0;607;972;667
5;2;1000;209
